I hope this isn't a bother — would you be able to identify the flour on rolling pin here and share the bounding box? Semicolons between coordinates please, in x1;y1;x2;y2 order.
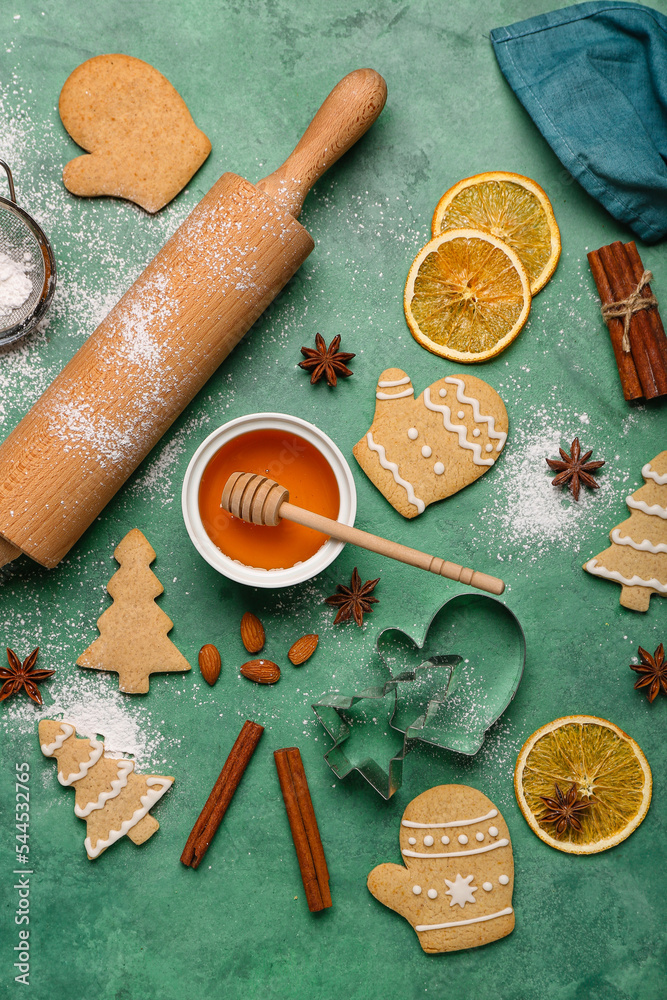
0;70;387;569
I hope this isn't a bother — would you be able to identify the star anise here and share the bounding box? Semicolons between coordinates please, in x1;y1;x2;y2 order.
298;333;355;387
0;648;55;705
546;437;604;501
539;782;591;836
630;643;667;703
325;567;379;627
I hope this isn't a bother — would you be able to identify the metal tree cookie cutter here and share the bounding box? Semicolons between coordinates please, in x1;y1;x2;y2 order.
312;594;526;798
0;160;56;346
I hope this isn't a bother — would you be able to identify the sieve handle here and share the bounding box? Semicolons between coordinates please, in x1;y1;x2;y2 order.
0;161;16;203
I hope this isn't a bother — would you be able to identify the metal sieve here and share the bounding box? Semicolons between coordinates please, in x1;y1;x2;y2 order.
0;160;56;346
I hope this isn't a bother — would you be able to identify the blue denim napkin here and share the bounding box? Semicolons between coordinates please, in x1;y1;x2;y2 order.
491;2;667;243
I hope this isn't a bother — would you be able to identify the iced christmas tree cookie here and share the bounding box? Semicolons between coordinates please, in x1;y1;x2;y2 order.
39;720;173;859
367;785;514;953
77;529;191;693
354;369;507;518
584;451;667;611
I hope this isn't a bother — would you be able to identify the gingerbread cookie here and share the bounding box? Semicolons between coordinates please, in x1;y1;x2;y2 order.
39;720;173;859
368;785;514;953
60;54;211;213
77;529;191;694
584;451;667;611
354;369;508;518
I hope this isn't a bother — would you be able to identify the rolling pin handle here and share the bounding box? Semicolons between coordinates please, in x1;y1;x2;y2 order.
257;68;387;217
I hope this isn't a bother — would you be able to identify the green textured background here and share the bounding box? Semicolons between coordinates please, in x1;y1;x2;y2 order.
1;2;666;998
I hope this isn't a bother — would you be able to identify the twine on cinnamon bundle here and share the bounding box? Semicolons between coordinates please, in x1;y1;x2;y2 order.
601;270;658;352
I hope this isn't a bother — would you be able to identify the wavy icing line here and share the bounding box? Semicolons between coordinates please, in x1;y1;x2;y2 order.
444;377;507;451
376;387;414;400
584;559;667;594
84;776;173;859
75;759;135;818
378;376;411;387
366;431;425;513
642;462;667;485
402;838;509;859
423;389;495;467
627;496;667;519
416;907;513;933
58;738;104;786
402;809;498;829
611;529;667;555
41;723;75;756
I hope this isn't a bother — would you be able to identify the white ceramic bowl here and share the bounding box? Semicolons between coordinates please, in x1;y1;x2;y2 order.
182;412;357;588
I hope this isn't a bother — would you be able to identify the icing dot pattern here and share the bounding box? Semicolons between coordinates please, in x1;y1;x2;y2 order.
407;427;418;440
423;835;434;847
475;832;485;842
427;888;438;899
434;462;445;475
499;875;509;885
441;835;450;845
458;834;468;845
413;885;422;895
489;826;499;837
483;882;493;892
408;837;416;845
421;445;432;458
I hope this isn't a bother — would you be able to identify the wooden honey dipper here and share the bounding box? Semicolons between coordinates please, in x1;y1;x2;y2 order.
221;472;505;596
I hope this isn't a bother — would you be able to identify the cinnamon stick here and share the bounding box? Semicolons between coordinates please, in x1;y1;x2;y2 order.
587;248;643;401
625;241;667;377
597;242;659;399
274;747;332;912
181;719;264;869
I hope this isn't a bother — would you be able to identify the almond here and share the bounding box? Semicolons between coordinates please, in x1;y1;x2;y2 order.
240;659;280;684
288;633;319;665
198;644;221;686
240;612;265;653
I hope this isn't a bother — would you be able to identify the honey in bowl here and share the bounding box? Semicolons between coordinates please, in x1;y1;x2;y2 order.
198;428;340;570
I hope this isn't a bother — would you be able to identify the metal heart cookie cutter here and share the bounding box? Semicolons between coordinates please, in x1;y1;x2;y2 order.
312;594;525;798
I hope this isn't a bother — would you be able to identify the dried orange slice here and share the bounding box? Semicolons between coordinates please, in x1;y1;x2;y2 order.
514;715;652;855
404;228;531;363
432;172;561;294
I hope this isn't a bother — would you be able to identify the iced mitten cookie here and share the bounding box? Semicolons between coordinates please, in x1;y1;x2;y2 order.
354;370;507;518
584;451;667;611
368;785;514;953
39;720;173;860
60;54;211;213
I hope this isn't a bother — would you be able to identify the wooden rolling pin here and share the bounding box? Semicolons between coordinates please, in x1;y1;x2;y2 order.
221;472;506;596
0;69;387;570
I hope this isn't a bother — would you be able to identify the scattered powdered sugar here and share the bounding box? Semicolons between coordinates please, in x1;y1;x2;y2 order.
1;667;178;765
0;250;32;317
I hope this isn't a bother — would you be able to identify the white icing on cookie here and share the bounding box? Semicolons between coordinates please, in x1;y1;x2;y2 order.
457;410;465;419
413;885;422;895
439;388;447;397
458;834;468;845
444;873;477;908
408;837;417;845
499;875;509;885
376;387;414;400
421;445;432;458
611;528;667;555
58;738;104;786
402;809;498;829
366;431;425;514
402;838;509;859
415;907;513;932
74;759;135;818
407;427;419;440
488;826;499;838
423;389;495;467
427;888;438;899
584;559;667;594
441;835;450;845
626;496;667;518
84;776;172;858
642;462;667;485
475;832;485;842
41;723;75;756
444;376;507;451
423;835;434;846
482;882;493;892
378;376;411;387
434;462;445;475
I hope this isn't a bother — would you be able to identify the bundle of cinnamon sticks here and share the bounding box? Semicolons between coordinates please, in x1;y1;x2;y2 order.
588;240;667;402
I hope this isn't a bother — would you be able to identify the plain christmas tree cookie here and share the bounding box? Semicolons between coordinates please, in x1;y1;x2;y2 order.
584;450;667;611
60;54;211;213
39;720;173;859
77;529;191;693
367;785;514;953
353;369;508;518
